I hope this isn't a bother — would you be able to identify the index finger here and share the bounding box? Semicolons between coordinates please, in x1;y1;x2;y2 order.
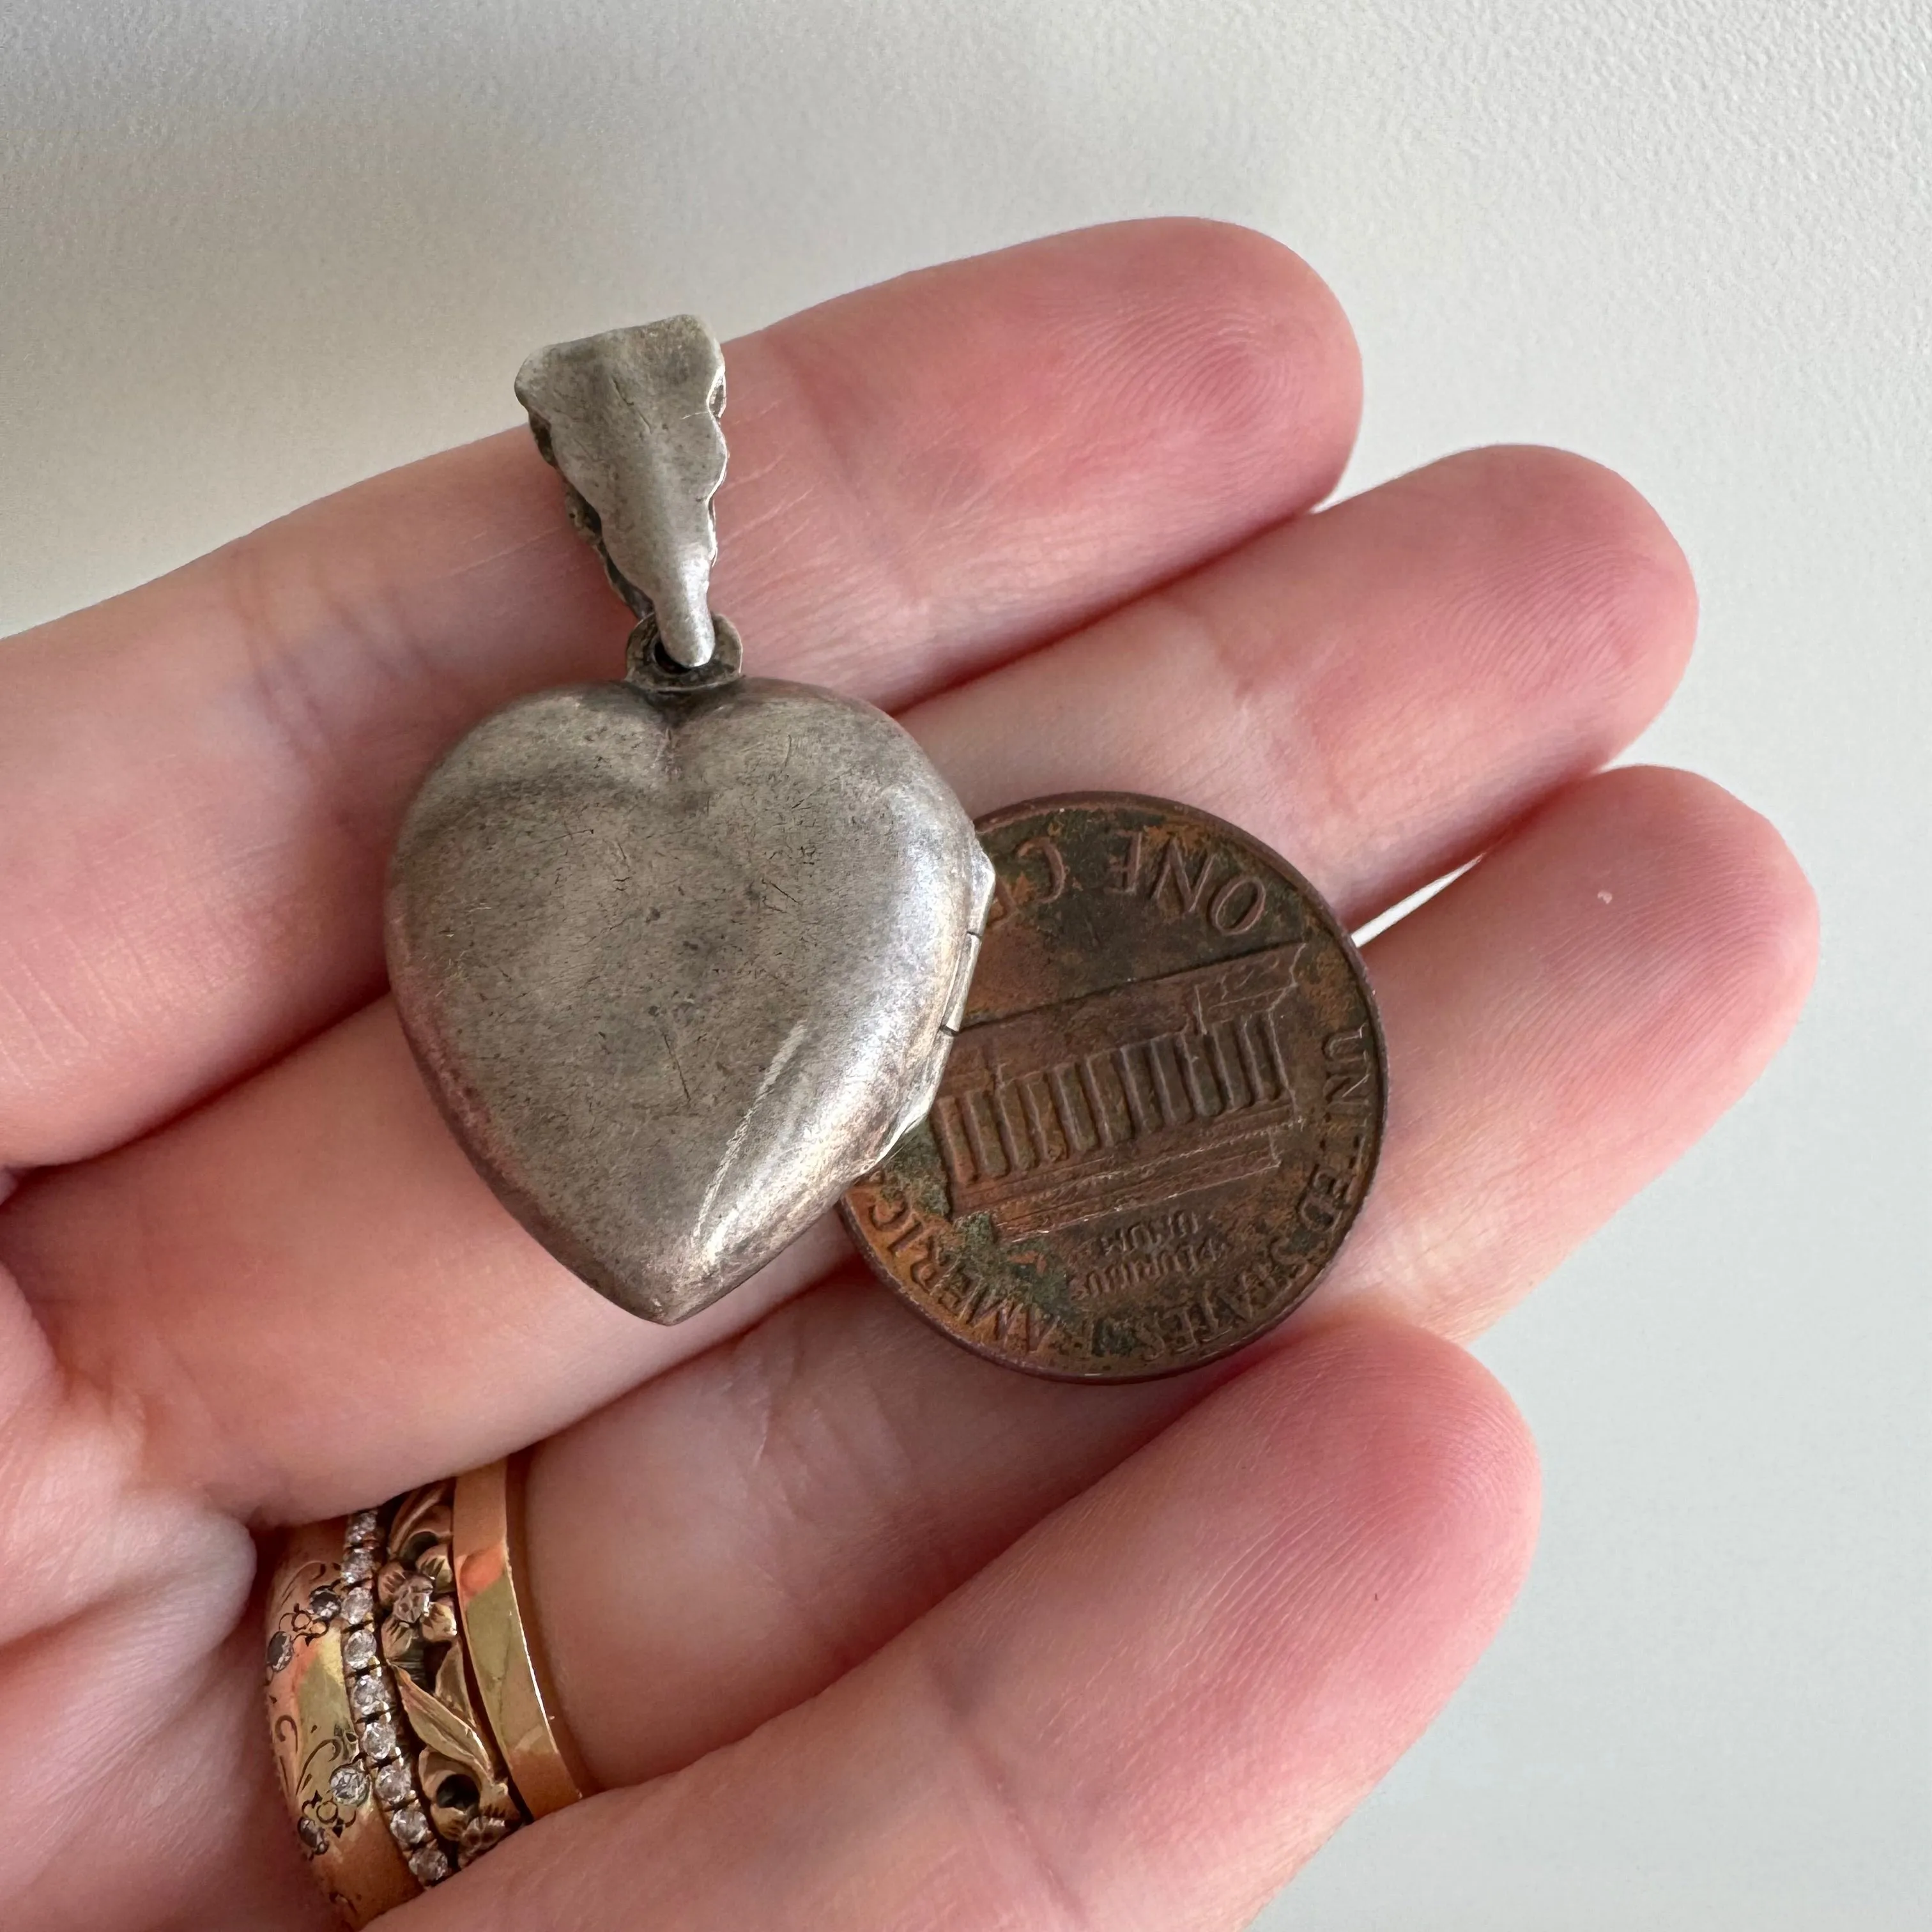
0;218;1360;1168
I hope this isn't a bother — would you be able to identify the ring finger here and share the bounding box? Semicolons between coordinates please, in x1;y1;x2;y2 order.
521;757;1814;1788
43;756;1813;1929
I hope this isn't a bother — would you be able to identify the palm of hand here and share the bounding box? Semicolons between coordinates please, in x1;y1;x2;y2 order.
0;222;1813;1931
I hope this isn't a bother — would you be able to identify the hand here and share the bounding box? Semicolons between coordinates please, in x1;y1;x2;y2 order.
0;220;1814;1929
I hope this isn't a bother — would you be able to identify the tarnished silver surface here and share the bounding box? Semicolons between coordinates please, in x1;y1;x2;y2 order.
386;313;992;1324
515;318;728;670
387;678;991;1322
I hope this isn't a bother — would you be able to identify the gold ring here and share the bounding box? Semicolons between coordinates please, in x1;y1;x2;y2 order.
264;1521;420;1928
453;1457;594;1816
268;1472;582;1924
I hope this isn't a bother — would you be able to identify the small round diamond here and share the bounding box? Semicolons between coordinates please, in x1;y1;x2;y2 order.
342;1585;374;1626
388;1804;431;1848
265;1630;295;1674
298;1816;328;1856
358;1719;399;1762
408;1844;451;1885
342;1628;378;1671
349;1671;391;1717
329;1764;370;1807
342;1545;376;1584
307;1586;341;1623
346;1510;381;1544
374;1761;413;1807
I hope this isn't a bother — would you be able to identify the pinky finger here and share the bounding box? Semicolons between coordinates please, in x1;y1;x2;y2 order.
406;1319;1538;1931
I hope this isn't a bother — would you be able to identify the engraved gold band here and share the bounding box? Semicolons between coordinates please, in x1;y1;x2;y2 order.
266;1471;588;1926
264;1522;420;1927
453;1457;592;1816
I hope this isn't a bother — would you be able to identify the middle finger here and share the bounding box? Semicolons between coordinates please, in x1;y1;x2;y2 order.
0;443;1692;1514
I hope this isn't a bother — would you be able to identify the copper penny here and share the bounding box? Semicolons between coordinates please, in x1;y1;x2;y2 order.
841;794;1386;1380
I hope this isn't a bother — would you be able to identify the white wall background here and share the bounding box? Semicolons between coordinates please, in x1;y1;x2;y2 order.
3;2;1926;1924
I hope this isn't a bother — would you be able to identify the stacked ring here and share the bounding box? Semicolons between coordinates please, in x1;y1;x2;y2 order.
452;1458;592;1816
263;1521;420;1924
265;1460;594;1926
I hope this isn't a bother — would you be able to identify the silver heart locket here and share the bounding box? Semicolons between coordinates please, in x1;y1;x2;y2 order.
386;319;992;1323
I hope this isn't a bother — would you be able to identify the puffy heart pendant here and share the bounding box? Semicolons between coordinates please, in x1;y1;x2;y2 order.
385;319;991;1322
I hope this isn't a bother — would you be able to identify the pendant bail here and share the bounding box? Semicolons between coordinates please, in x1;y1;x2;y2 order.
516;316;732;671
624;611;744;694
